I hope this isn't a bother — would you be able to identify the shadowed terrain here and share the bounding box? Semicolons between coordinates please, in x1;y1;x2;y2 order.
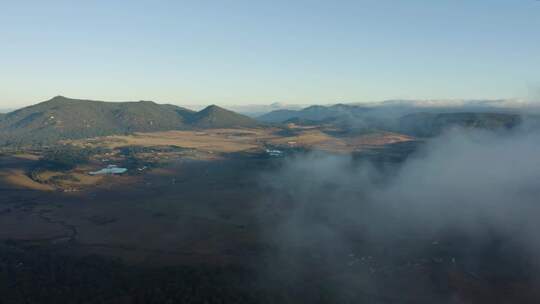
0;99;539;303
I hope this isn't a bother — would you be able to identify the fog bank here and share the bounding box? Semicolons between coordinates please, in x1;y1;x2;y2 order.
256;127;540;302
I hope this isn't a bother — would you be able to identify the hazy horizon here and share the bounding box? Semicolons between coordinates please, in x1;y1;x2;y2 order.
2;95;539;113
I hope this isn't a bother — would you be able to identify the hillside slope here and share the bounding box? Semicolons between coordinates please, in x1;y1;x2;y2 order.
259;103;528;136
189;105;259;128
398;112;522;137
258;104;370;123
0;96;258;146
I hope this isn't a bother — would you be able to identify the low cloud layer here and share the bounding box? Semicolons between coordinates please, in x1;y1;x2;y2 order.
256;127;540;302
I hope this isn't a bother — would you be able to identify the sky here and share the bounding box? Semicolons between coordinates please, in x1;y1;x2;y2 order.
1;0;539;108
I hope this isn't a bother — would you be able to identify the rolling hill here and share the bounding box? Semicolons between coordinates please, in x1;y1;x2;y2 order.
397;112;522;137
0;96;259;146
188;105;259;128
258;104;371;123
258;103;528;136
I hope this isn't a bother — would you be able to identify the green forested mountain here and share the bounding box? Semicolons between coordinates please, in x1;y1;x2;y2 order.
257;104;370;123
189;105;259;128
0;96;258;146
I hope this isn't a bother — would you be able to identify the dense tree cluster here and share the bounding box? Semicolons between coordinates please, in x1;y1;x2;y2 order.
0;96;258;147
39;146;97;170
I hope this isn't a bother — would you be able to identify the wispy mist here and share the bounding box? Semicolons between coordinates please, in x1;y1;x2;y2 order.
256;127;540;302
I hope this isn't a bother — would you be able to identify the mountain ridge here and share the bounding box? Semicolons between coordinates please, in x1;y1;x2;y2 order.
0;96;259;146
257;103;529;136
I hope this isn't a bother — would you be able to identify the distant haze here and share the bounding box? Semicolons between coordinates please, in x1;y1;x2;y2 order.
1;1;539;108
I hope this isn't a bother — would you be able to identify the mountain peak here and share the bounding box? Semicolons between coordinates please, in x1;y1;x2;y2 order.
47;95;71;102
0;97;260;146
51;95;68;100
38;95;76;107
200;104;224;112
192;105;259;128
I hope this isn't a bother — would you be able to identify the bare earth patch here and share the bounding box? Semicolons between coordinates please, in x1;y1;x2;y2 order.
0;169;55;191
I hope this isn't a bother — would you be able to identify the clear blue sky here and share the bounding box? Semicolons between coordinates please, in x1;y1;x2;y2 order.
1;0;539;107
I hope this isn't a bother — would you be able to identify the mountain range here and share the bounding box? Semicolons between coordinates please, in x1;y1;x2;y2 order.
258;102;529;136
0;96;258;146
0;96;535;147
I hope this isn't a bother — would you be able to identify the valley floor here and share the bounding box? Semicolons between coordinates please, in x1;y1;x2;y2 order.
0;130;538;303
